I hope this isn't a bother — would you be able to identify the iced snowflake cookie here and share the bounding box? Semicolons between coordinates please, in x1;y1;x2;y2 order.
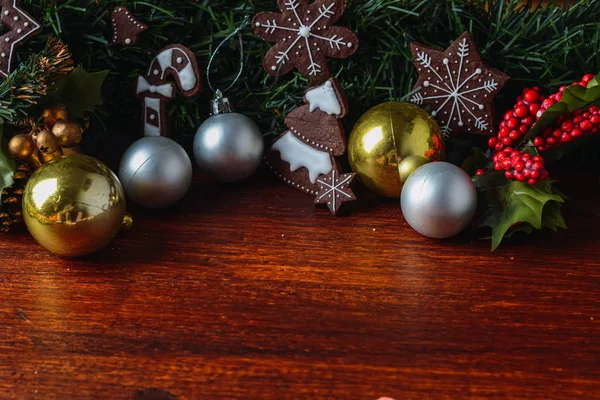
314;169;357;215
252;0;358;83
409;32;510;136
266;78;348;195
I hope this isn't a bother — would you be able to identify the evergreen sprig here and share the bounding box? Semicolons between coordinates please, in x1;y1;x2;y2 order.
19;0;600;138
0;37;73;123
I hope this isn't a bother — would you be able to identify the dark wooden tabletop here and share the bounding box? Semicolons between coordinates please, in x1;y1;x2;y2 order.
1;165;600;400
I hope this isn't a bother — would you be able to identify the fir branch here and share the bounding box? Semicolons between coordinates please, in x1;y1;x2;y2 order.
18;0;600;138
0;37;73;123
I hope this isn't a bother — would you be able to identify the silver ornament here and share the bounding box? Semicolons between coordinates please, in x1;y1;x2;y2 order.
119;136;192;209
193;93;264;182
400;162;477;239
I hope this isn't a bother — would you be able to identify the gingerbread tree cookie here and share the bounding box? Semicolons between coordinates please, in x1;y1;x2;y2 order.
409;32;510;136
266;78;348;195
252;0;358;83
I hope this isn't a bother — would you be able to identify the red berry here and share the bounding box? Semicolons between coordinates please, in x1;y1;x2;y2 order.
582;73;595;83
504;111;513;121
515;173;525;181
533;137;544;147
580;120;593;132
476;169;486;176
518;125;528;134
507;118;519;128
523;89;539;103
529;104;540;115
488;137;496;147
528;179;537;185
533;162;544;170
509;130;520;140
546;137;556;146
505;171;513;179
590;115;600;125
501;159;512;170
502;137;511;145
514;105;528;118
561;133;571;142
561;121;573;132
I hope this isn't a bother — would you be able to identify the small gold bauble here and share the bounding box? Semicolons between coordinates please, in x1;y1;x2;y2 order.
23;154;127;257
52;120;83;148
39;147;63;163
35;129;60;154
8;134;35;160
348;102;444;198
42;103;69;128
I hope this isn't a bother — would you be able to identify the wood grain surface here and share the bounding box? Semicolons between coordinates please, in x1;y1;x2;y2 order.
1;166;600;400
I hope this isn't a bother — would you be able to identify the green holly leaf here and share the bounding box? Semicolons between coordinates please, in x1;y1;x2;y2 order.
473;173;565;250
519;72;600;147
47;66;109;119
461;147;492;176
0;124;16;207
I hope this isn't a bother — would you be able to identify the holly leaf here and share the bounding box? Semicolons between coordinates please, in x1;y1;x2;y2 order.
47;66;109;119
519;72;600;147
473;173;565;250
0;123;16;207
461;147;492;176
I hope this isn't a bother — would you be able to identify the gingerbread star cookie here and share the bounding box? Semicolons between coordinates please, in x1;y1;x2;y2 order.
409;32;510;136
0;0;41;78
252;0;358;83
314;169;357;215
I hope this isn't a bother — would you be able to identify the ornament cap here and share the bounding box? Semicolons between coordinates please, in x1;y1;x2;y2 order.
211;90;233;115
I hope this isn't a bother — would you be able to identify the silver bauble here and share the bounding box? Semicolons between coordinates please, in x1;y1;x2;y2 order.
400;162;477;239
193;94;264;182
119;136;192;209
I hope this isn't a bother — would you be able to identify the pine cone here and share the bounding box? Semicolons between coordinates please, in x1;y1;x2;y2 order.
0;163;31;232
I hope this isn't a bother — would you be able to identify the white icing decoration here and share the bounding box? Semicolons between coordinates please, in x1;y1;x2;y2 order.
305;79;342;115
136;76;174;98
271;132;333;183
125;38;132;44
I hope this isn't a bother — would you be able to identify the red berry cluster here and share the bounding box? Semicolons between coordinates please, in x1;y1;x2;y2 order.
533;104;600;151
536;74;596;119
487;87;545;152
492;148;549;184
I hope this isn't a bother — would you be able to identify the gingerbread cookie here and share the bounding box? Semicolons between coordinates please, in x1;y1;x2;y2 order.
314;169;357;215
266;78;348;195
409;32;510;136
111;6;147;46
252;0;358;83
135;44;202;137
0;0;41;78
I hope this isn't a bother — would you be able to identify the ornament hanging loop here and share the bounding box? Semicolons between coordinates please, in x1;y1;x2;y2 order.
206;15;250;96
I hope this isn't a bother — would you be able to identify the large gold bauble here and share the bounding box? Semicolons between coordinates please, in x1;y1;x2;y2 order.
348;102;444;198
23;154;127;257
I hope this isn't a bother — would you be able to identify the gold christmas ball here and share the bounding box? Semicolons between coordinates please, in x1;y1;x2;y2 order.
23;154;127;257
42;103;69;128
35;129;60;154
348;102;444;198
52;120;83;148
8;134;35;160
398;155;429;182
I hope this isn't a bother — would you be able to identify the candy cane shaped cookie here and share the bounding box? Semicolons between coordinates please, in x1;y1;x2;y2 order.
135;44;202;137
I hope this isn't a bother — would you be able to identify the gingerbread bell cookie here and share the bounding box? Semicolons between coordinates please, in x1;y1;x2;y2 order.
267;77;349;195
0;0;41;78
409;32;510;136
111;6;148;46
134;44;202;137
252;0;358;83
